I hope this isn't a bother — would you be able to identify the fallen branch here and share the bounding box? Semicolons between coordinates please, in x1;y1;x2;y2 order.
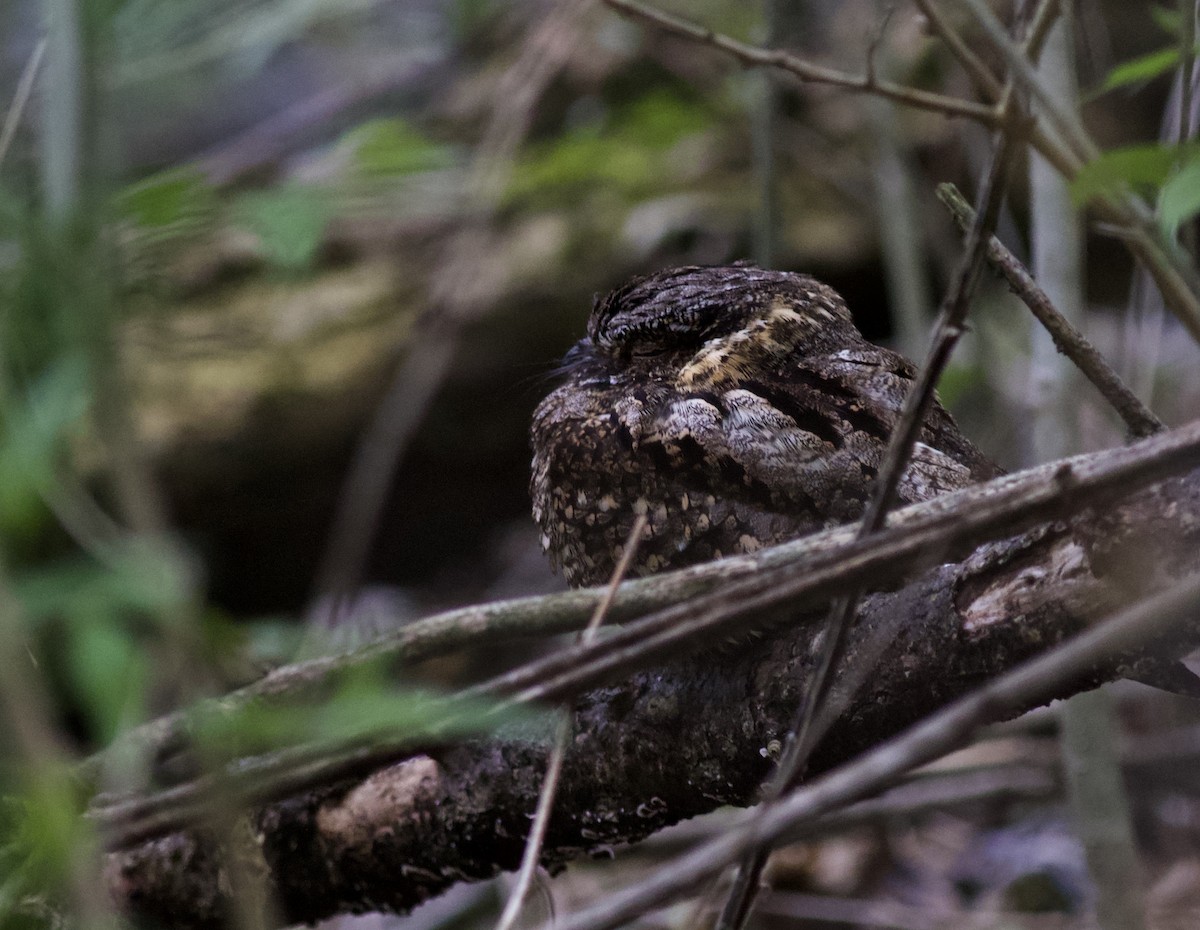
105;431;1200;926
93;419;1200;845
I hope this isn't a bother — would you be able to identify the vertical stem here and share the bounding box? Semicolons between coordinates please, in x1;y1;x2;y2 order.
1030;10;1147;930
869;0;932;359
39;0;82;219
1059;689;1148;930
751;0;779;267
1027;17;1082;460
1179;0;1196;147
869;95;932;357
1177;0;1197;256
38;0;169;540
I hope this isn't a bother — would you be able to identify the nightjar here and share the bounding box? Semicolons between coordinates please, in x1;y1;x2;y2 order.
531;264;999;588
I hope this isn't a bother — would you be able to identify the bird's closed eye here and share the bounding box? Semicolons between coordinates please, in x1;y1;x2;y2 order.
628;344;668;358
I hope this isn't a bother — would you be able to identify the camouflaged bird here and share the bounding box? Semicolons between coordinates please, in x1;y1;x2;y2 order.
530;264;999;588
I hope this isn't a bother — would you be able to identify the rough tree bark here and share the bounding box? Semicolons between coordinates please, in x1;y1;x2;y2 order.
105;452;1200;928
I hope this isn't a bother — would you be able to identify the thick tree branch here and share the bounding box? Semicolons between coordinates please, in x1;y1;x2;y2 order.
554;570;1200;930
93;419;1200;842
105;429;1200;927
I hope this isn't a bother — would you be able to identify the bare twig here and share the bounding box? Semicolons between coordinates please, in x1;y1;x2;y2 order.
1060;689;1148;930
958;0;1093;160
600;0;998;125
1180;0;1197;149
1177;0;1198;257
938;183;1164;439
545;570;1200;930
1028;23;1147;928
869;0;934;359
495;719;567;930
913;0;1003;100
0;37;46;171
645;764;1056;853
495;513;648;930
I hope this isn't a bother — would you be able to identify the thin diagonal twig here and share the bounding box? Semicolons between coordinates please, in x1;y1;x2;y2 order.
938;182;1165;440
957;0;1095;161
913;0;1003;101
600;0;998;125
0;37;46;171
495;513;648;930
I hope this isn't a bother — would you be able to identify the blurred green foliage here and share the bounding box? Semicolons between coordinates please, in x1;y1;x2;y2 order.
1158;152;1200;239
16;541;190;741
1070;142;1200;241
0;361;88;545
117;167;217;237
1069;143;1183;203
1076;4;1200;242
193;672;537;766
0;769;95;929
1097;47;1193;93
346;118;455;177
233;185;331;273
506;89;715;205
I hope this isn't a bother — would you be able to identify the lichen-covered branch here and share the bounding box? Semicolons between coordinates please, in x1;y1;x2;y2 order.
92;420;1200;846
106;451;1200;928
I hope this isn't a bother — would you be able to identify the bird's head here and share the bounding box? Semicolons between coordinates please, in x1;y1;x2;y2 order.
582;264;858;388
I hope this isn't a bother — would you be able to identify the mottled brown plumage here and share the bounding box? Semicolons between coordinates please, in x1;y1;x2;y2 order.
531;264;998;588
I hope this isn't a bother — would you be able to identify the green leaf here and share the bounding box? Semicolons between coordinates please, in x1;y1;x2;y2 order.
935;363;984;410
1159;151;1200;239
117;167;216;229
15;544;189;629
233;186;330;272
1069;143;1183;204
1100;47;1180;92
191;670;538;763
1150;4;1183;35
66;618;146;743
14;543;187;741
618;88;711;148
506;89;713;205
0;360;90;537
346;118;454;177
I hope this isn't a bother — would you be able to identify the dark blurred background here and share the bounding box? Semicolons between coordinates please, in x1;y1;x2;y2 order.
8;2;1200;927
0;0;1191;618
